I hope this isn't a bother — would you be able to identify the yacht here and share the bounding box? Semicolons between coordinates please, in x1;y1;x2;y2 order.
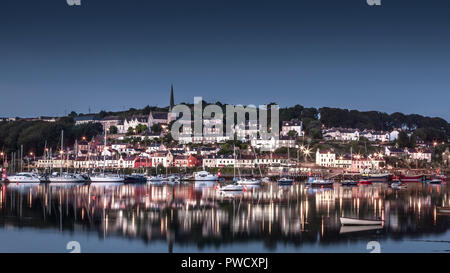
49;130;85;183
307;177;334;187
124;173;147;183
90;173;124;182
194;171;218;181
49;172;85;183
147;175;164;182
6;172;41;183
89;127;124;183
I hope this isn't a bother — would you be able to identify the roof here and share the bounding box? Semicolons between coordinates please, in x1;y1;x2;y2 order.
151;112;169;120
74;115;99;121
101;116;121;121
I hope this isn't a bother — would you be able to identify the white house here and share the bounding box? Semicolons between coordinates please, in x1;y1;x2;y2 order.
117;115;149;133
389;129;400;141
315;149;336;167
322;128;360;141
281;120;303;136
407;148;432;163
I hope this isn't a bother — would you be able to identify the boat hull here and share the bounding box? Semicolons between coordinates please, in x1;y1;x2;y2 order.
358;180;372;185
90;176;124;182
340;181;358;186
7;177;41;183
399;175;423;183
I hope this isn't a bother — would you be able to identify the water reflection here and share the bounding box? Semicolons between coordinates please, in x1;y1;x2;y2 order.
0;181;449;252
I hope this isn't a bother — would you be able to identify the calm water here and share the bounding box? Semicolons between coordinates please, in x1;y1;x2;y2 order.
0;180;449;253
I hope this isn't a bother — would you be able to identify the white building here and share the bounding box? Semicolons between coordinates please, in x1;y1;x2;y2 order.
281;120;303;136
360;130;390;142
315;149;336;167
117;115;149;134
322;128;360;141
407;148;432;163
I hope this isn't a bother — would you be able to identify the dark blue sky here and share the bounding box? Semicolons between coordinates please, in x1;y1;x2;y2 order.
1;0;449;120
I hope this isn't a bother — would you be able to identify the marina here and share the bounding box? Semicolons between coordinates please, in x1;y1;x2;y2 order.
0;178;449;253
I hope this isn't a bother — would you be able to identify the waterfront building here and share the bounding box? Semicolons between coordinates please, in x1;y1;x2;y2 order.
315;149;336;167
407;148;432;163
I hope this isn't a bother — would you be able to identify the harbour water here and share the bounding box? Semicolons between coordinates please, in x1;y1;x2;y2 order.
0;180;449;253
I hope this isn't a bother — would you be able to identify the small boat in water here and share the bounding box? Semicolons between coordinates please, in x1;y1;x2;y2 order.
428;179;442;185
194;171;219;181
340;217;384;226
277;177;294;185
124;174;147;183
340;180;358;186
358;179;373;185
6;172;41;183
237;178;261;185
362;173;389;183
49;172;85;183
399;174;424;183
261;177;271;183
390;180;406;189
147;175;164;182
307;177;333;187
89;173;124;183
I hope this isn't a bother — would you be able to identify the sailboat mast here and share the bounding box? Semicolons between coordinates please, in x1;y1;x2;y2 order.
60;130;64;175
103;127;107;174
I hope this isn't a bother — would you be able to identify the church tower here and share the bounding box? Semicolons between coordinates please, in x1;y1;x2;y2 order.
169;84;174;111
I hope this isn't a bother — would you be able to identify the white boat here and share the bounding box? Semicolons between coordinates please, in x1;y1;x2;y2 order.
307;177;334;187
237;178;261;185
167;174;181;183
261;177;271;183
89;127;124;183
428;179;442;184
6;172;41;183
90;173;124;182
147;175;164;182
49;172;85;183
340;217;384;226
390;181;406;189
194;171;218;181
219;184;244;191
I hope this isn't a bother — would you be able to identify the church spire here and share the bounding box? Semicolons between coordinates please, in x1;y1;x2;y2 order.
169;84;174;111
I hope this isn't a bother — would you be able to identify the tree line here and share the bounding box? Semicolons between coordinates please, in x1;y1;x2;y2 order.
0;117;103;156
